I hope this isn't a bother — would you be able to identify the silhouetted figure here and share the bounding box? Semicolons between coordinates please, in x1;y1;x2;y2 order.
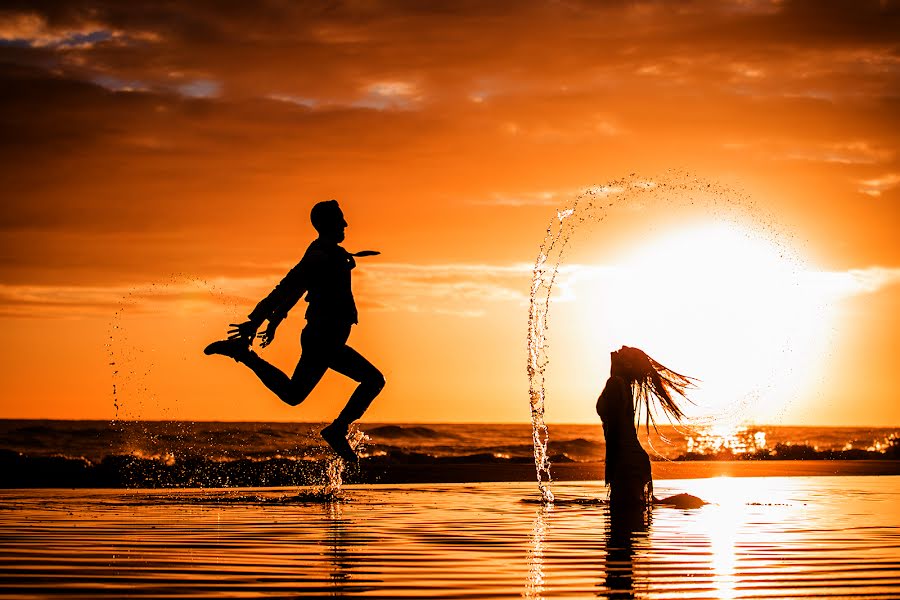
204;200;384;463
596;346;695;511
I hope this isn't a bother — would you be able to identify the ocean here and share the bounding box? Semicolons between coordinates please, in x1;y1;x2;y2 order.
2;420;898;488
2;478;899;598
3;422;900;597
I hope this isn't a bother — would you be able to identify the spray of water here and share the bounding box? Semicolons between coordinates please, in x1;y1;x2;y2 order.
321;426;369;497
107;274;236;423
527;207;579;503
526;172;800;502
107;274;359;490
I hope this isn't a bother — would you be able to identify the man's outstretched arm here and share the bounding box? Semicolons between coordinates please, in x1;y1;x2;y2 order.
229;261;308;346
252;283;307;347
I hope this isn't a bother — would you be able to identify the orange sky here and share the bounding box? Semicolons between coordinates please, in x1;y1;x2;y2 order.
1;1;898;425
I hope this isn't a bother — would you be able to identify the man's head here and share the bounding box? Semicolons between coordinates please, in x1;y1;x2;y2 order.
310;199;347;243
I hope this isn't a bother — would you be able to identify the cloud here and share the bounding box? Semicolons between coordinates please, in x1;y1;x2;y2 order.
357;263;532;317
0;263;534;319
267;93;319;108
857;173;900;197
783;141;894;165
471;190;574;207
9;259;898;321
722;139;895;165
91;74;150;92
805;266;900;299
354;80;421;110
499;113;624;141
0;276;268;319
472;184;631;207
0;0;898;298
0;12;111;48
0;10;159;48
3;1;897;109
845;267;900;293
268;81;421;111
175;79;221;98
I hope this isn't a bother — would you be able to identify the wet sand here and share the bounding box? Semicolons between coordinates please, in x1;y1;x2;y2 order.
1;475;899;598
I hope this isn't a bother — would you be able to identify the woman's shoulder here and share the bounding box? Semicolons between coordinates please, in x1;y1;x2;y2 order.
606;374;628;388
601;375;627;396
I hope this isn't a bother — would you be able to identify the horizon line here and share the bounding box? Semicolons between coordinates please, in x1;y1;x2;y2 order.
0;417;897;429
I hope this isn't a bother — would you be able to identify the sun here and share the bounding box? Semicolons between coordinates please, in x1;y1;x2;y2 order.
567;221;832;424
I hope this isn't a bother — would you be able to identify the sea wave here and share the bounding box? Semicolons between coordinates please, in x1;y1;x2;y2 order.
2;440;898;488
1;421;899;488
365;425;451;440
678;441;900;461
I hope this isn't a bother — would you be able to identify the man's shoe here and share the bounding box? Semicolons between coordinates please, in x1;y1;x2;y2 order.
203;338;250;361
321;424;358;464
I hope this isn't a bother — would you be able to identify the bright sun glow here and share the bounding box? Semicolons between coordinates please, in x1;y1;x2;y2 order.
568;221;834;424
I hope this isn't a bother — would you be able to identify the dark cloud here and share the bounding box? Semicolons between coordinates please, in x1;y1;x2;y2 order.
3;1;898;101
0;0;898;292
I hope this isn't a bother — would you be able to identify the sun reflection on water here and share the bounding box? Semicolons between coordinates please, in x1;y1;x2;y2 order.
703;483;743;600
687;425;767;456
689;476;783;600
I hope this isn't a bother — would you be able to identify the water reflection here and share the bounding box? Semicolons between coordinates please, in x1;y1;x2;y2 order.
1;479;898;598
321;498;385;596
707;505;738;600
524;504;551;599
599;504;651;599
326;501;352;590
698;478;746;600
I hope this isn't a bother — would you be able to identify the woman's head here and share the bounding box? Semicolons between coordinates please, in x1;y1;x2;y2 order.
610;346;653;380
610;345;696;428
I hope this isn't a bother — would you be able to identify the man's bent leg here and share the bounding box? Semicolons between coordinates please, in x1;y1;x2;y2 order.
283;351;330;407
237;351;326;407
236;322;337;406
282;323;348;407
329;345;385;429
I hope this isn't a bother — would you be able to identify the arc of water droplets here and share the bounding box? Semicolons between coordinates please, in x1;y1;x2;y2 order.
527;204;580;504
526;173;799;503
108;274;236;423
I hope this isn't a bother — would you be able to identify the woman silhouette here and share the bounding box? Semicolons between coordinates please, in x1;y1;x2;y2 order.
596;346;696;510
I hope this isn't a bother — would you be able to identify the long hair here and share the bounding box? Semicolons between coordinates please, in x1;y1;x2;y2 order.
615;346;696;436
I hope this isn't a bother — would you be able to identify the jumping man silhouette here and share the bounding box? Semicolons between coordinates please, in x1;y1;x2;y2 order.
204;200;385;463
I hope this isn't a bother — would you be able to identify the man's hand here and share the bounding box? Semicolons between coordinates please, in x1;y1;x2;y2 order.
257;322;279;348
227;321;258;344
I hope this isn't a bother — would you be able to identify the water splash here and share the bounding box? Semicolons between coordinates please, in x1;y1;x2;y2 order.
526;172;805;501
107;277;377;491
527;207;580;503
321;426;369;498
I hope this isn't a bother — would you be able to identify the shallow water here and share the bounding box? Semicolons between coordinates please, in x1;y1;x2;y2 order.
1;476;898;598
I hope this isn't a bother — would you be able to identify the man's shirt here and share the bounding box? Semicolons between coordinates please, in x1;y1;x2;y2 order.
248;239;359;327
